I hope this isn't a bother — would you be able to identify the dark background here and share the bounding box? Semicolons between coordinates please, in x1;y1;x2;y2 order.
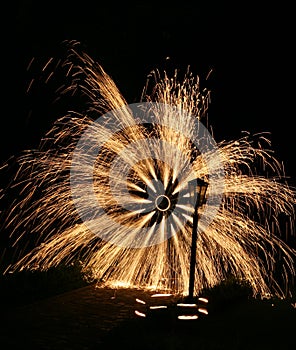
2;1;295;184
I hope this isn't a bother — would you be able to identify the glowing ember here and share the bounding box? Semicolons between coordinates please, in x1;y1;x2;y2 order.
0;40;295;299
178;315;199;320
151;294;173;298
149;306;167;310
177;303;197;307
134;310;146;318
198;297;209;303
198;308;209;315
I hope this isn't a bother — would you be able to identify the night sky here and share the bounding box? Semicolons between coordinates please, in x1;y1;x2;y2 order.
2;1;296;184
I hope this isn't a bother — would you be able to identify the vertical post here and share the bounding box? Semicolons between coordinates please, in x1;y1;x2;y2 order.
188;199;199;300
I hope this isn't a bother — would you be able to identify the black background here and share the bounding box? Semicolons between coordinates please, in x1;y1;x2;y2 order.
2;1;295;184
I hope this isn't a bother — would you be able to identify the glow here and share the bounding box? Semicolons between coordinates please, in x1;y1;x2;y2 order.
198;308;209;315
135;310;146;318
149;305;167;309
178;315;199;320
151;294;173;298
177;303;197;307
107;281;131;289
198;297;209;303
136;298;146;305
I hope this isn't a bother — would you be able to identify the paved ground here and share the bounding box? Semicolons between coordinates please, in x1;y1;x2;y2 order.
1;284;147;349
1;284;295;349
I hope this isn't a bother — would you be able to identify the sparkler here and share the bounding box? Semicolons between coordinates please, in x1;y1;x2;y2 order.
1;41;295;299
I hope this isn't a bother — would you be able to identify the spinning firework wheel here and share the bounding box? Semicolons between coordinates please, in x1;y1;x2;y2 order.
70;102;224;249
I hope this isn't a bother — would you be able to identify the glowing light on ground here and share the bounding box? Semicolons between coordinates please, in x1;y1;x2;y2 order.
0;40;295;299
198;308;209;315
149;306;167;310
134;310;146;318
178;315;199;320
198;297;209;303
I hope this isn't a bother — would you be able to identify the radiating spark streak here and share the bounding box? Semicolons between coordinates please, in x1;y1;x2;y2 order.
0;41;295;300
26;79;34;94
176;204;193;212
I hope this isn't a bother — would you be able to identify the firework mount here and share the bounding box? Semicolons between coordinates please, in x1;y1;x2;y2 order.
134;177;209;322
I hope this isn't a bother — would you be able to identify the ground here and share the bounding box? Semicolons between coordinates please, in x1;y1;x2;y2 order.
1;284;295;349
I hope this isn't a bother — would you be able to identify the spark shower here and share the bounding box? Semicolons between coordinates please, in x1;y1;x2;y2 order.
1;41;295;298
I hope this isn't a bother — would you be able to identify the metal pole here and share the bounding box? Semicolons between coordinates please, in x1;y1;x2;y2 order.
188;200;198;300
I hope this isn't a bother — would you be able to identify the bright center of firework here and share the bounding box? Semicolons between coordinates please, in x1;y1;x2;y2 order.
155;194;171;211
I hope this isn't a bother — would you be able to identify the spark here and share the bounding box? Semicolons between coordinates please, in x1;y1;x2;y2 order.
1;40;295;300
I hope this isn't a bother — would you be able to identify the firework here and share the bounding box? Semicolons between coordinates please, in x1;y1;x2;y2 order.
1;40;295;299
